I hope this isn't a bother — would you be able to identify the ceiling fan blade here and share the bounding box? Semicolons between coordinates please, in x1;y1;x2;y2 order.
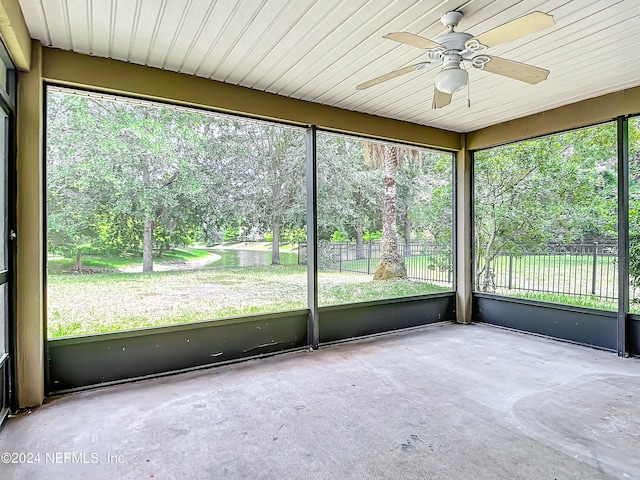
356;63;427;90
383;32;443;50
432;86;452;109
474;11;555;48
480;56;549;84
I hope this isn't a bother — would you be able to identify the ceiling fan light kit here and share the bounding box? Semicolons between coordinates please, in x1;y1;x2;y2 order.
434;54;468;94
357;10;556;109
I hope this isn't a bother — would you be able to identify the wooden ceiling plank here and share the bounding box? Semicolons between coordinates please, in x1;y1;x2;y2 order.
246;0;361;91
144;1;191;69
223;0;316;85
15;0;640;132
40;0;71;50
127;0;164;65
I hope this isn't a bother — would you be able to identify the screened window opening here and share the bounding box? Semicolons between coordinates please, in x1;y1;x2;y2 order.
46;88;307;338
314;132;454;307
628;116;640;313
473;122;618;310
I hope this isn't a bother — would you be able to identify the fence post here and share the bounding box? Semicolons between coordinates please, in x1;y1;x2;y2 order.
367;241;372;275
339;243;342;272
508;255;513;289
592;242;598;295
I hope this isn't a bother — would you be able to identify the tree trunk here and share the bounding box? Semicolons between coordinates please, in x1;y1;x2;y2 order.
374;145;407;280
481;231;496;292
355;225;365;260
157;242;163;258
403;207;411;257
272;217;281;265
143;220;154;272
74;247;82;272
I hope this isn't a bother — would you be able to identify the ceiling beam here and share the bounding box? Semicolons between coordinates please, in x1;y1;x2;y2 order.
0;0;31;71
41;48;460;151
467;86;640;150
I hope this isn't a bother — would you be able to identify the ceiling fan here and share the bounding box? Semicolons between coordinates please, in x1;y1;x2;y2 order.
356;11;555;109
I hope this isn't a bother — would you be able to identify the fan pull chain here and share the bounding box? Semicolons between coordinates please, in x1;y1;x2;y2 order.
466;66;471;108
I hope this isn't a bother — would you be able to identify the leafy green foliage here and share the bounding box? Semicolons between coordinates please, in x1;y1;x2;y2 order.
47;93;211;271
317;134;383;242
48;92;452;274
316;134;452;253
628;118;640;292
363;230;382;241
474;123;618;292
46;92;307;267
397;149;453;244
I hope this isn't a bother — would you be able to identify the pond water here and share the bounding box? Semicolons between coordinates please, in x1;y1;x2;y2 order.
207;249;299;268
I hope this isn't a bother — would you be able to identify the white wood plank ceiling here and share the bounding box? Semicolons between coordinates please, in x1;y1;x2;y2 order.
17;0;640;133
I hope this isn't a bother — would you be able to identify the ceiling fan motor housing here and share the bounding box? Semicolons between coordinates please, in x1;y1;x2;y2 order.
433;32;474;53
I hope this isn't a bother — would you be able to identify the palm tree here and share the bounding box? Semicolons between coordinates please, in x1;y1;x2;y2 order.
366;143;408;280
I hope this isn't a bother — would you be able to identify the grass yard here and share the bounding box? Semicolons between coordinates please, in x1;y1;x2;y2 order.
47;245;630;339
481;252;619;310
489;253;618;297
336;255;453;286
503;291;617;311
48;247;214;274
47;265;449;338
341;255;448;270
211;242;299;252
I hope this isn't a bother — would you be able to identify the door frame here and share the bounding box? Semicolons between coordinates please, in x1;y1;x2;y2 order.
0;41;17;424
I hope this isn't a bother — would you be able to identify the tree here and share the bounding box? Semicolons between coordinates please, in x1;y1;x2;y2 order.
222;122;306;264
396;150;452;251
47;92;207;272
627;118;640;292
317;134;382;257
369;143;407;280
103;103;207;272
189;117;238;245
368;143;448;279
407;153;453;245
47;93;106;270
474;124;617;291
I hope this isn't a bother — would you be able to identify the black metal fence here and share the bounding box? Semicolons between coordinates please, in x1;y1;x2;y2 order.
478;242;618;300
298;240;453;286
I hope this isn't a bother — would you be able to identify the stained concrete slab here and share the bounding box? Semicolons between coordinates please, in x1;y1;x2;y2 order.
0;322;639;480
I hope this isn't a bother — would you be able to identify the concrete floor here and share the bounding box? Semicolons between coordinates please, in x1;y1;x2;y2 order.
1;322;639;480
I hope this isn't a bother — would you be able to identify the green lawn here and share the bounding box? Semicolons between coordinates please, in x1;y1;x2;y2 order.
47;247;629;339
495;255;616;291
47;265;449;338
341;255;449;271
482;252;618;309
503;291;617;311
48;247;213;273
